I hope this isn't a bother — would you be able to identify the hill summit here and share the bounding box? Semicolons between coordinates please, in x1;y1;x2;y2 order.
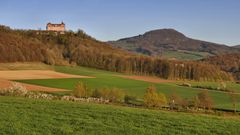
110;29;240;60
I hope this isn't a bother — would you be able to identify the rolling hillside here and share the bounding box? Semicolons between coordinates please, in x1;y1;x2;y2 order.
0;25;233;81
0;25;129;64
109;29;240;60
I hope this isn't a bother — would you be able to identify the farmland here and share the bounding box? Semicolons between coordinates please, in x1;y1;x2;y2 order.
16;65;240;110
0;96;239;135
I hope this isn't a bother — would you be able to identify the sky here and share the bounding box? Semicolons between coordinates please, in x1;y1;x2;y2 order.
0;0;239;46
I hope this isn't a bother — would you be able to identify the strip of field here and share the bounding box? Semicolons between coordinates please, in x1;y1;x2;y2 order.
0;70;94;80
0;70;94;92
116;75;174;83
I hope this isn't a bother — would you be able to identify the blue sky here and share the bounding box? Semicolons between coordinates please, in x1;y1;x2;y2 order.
0;0;239;45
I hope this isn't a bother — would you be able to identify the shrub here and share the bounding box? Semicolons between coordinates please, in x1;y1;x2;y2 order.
92;88;125;102
188;96;200;110
92;88;109;99
124;95;137;104
197;90;213;110
168;93;182;110
108;88;125;102
144;85;167;108
73;82;91;98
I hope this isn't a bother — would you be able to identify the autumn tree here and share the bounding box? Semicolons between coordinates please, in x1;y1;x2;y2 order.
73;82;91;98
197;90;213;110
168;93;182;110
144;85;167;108
189;96;200;110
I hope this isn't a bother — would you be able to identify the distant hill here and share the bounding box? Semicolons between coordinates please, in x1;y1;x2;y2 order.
109;29;240;60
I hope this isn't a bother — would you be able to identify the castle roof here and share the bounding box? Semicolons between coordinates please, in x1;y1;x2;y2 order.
47;22;65;26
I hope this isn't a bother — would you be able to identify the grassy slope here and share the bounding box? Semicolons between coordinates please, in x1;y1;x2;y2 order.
0;96;240;135
17;66;240;110
162;50;212;60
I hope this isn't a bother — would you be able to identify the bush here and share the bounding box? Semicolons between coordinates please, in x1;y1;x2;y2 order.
168;93;182;110
188;96;200;110
144;85;167;108
108;88;125;102
92;88;125;102
92;88;109;99
73;82;91;98
197;90;213;110
124;95;137;104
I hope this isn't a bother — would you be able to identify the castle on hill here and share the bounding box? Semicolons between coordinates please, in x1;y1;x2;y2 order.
46;22;65;33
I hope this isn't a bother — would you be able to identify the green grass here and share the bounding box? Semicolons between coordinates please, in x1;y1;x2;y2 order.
0;96;240;135
162;50;212;60
189;81;240;93
16;66;240;110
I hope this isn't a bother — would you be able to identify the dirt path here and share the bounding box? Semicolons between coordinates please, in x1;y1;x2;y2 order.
0;70;94;92
116;75;174;83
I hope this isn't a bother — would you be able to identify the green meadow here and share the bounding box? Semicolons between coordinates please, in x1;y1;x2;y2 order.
16;66;240;110
161;50;212;60
0;96;239;135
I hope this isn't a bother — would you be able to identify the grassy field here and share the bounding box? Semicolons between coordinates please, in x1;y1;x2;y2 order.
16;66;240;110
189;81;240;93
0;96;239;135
162;50;212;60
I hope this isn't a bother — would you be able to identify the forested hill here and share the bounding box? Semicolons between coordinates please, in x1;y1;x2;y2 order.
109;29;240;60
0;25;129;64
0;25;233;81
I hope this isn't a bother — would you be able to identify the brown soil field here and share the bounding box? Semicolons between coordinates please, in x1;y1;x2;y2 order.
0;70;93;80
116;75;174;83
0;70;94;92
